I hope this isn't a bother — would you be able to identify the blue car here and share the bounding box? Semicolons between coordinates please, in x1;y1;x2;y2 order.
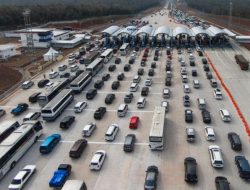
49;164;72;187
11;103;29;116
40;134;61;154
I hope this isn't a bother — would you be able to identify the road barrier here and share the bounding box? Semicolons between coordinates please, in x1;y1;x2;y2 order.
205;52;250;138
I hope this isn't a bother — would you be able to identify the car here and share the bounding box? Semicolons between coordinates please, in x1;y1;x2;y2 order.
184;157;198;183
115;57;121;64
124;93;134;103
165;64;171;71
94;80;104;89
82;123;96;137
214;88;223;100
185;109;193;123
0;108;6;118
228;132;242;151
124;64;131;72
60;116;75;129
123;134;136;152
11;103;29;116
198;51;203;56
37;79;49;88
181;74;188;83
129;58;135;64
141;86;149;96
192;69;197;76
186;128;195;142
74;101;87;113
203;65;210;72
69;139;88;158
60;72;70;78
133;75;141;83
21;80;34;89
206;72;213;79
23;112;41;121
117;72;125;81
235;156;250;179
108;64;116;72
215;176;230;190
202;58;208;64
209;145;224;168
40;134;61;154
165;77;171;86
112;81;120;90
8;165;36;190
145;78;152;86
49;164;72;187
161;100;169;112
28;92;41;103
202;110;211;124
89;150;106;170
190;60;195;66
70;65;79;72
58;64;67;71
219;109;231;122
153;55;158;61
105;93;115;104
102;73;110;81
187;48;192;53
183;95;190;107
177;49;182;54
105;124;119;141
210;79;218;88
205;126;216;141
137;68;144;75
151;62;156;68
148;68;155;76
49;71;59;79
86;89;97;100
144;165;158;190
129;116;139;129
94;107;106;120
141;60;146;67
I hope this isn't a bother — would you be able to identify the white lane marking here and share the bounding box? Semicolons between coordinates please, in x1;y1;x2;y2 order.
82;91;162;95
37;139;148;145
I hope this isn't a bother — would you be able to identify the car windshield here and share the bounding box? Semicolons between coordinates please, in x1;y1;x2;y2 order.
145;179;154;187
11;179;21;185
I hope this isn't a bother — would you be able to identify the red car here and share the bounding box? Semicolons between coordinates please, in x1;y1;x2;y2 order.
167;54;172;60
129;116;139;129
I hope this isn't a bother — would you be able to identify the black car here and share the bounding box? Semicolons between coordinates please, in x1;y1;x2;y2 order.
203;64;210;72
235;156;250;179
105;93;115;104
94;80;104;89
141;87;149;96
202;58;208;64
198;51;203;56
141;60;146;67
115;57;121;64
60;72;70;78
112;81;120;90
185;109;193;123
165;77;171;86
60;116;75;129
206;72;213;79
86;89;97;100
165;65;171;71
228;132;242;151
151;62;156;68
129;58;135;64
192;69;197;77
29;92;41;103
37;79;49;88
124;93;134;103
117;73;125;81
148;69;155;76
123;134;136;152
215;176;230;190
108;64;116;72
137;68;144;75
153;55;158;61
94;107;106;120
202;110;211;124
69;139;88;158
184;157;198;183
144;165;158;190
124;64;131;72
190;60;195;66
102;73;110;81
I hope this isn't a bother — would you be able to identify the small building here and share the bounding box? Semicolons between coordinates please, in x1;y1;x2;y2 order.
53;30;70;41
52;37;83;49
0;44;17;60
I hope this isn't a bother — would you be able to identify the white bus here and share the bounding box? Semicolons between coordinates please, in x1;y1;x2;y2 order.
0;120;43;179
100;49;113;63
41;89;74;121
149;106;166;150
70;71;92;93
0;121;20;143
86;58;104;76
37;78;69;107
119;43;130;56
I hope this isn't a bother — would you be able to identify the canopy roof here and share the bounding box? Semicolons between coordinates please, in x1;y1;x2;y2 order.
154;26;172;37
191;26;209;36
173;26;193;37
101;26;120;36
136;25;153;36
206;26;228;37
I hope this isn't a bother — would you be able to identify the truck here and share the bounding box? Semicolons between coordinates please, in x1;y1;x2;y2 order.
49;164;72;187
235;54;249;70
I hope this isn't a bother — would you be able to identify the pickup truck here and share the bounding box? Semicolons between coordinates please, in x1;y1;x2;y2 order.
11;103;29;116
49;164;72;187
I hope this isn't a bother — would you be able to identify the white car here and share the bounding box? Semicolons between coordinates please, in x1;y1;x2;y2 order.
208;145;224;168
145;78;152;86
21;80;34;89
219;109;231;122
213;88;223;100
49;71;59;79
89;150;106;170
8;165;36;190
205;126;216;141
70;65;79;72
74;101;87;113
82;123;96;137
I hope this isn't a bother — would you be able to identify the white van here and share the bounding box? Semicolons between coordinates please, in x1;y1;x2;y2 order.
117;104;128;117
133;75;141;83
74;101;87;113
163;88;170;99
182;75;188;83
105;124;119;141
209;145;224;168
70;65;79;72
61;180;87;190
219;109;231;122
21;80;34;89
137;97;146;108
23;112;41;122
183;84;190;93
49;71;59;79
130;82;139;92
82;123;96;137
205;126;215;141
68;58;76;65
197;98;206;110
193;79;200;89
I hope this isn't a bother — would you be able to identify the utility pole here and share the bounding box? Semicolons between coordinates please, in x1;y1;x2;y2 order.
228;0;233;29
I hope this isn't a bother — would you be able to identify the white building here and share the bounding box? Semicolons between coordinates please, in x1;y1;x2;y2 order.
0;44;17;59
53;30;70;41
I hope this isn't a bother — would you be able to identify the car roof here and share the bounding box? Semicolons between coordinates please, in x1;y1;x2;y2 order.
14;170;28;180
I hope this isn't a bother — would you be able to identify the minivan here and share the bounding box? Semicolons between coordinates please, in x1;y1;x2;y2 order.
86;89;97;100
22;80;34;89
74;101;87;113
137;97;146;108
61;180;87;190
82;123;96;137
29;92;41;103
209;145;224;168
228;132;242;151
205;127;216;141
23;112;41;122
183;84;190;93
133;75;141;83
123;134;136;152
193;79;200;89
105;124;119;141
69;139;88;158
197;98;206;110
141;87;149;96
163;88;170;99
130;82;139;92
117;104;128;117
219;109;231;122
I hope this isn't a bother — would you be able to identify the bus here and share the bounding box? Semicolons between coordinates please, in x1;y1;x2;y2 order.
0;120;43;179
100;49;113;63
86;58;104;76
41;89;74;121
37;78;69;107
84;52;100;66
0;121;20;143
149;106;166;150
70;71;92;93
119;43;130;56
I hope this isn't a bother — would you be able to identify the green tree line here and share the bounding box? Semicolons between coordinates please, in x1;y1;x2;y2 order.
0;0;162;30
185;0;250;18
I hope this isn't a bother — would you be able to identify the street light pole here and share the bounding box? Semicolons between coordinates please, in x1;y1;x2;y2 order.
228;0;233;29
